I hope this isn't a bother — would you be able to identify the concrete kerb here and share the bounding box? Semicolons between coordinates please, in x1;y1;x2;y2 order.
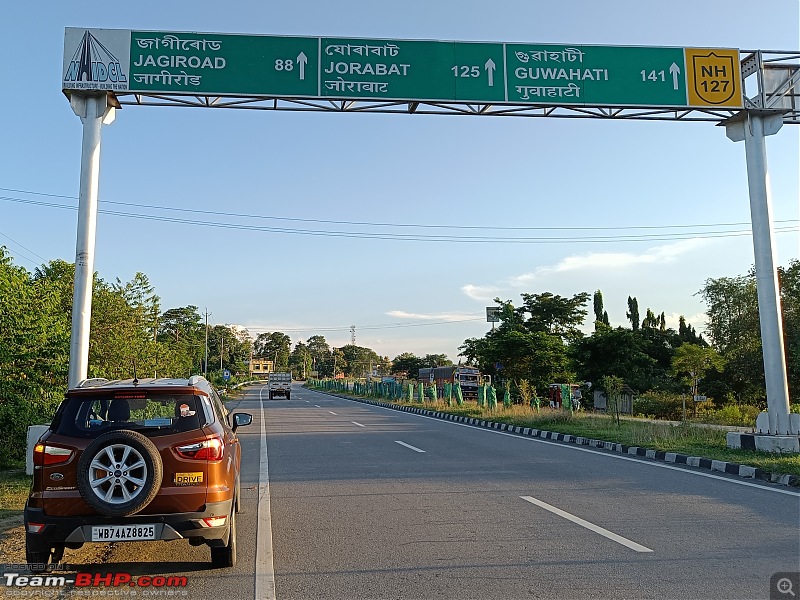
310;390;799;487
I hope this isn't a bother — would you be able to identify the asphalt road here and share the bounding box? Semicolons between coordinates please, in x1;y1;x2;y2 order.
13;383;799;600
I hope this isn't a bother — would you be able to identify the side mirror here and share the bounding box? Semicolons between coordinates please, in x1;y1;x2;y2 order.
232;413;253;431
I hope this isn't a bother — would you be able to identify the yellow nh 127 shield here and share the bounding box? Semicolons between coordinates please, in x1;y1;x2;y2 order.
685;48;742;107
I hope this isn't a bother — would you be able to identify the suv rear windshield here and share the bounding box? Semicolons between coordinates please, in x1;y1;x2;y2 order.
55;393;211;437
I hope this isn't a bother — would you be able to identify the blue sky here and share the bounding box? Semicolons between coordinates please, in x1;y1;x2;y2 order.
2;1;798;361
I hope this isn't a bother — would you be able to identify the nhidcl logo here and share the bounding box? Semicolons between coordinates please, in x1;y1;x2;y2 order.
64;30;127;84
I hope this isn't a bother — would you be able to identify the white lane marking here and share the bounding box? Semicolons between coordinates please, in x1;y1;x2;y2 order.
305;400;310;403
395;440;426;453
329;411;338;415
521;496;653;553
336;399;800;498
351;421;365;427
315;405;321;408
256;386;277;600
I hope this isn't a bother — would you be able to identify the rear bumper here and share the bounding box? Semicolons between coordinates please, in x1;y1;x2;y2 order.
24;499;232;549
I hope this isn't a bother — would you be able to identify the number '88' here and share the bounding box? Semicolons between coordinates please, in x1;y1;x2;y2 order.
275;59;294;71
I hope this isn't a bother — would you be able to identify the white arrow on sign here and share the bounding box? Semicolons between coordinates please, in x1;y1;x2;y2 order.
297;52;308;81
669;62;680;90
485;58;496;87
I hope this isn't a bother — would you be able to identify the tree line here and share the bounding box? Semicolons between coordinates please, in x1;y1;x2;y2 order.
1;246;796;463
459;260;798;408
251;331;392;380
0;248;398;463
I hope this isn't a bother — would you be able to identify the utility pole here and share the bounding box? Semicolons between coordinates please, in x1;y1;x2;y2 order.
220;334;224;372
204;308;209;377
66;93;115;389
350;325;356;346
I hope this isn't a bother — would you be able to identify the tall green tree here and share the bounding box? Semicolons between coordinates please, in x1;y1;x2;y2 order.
460;294;577;391
570;327;664;393
113;273;161;342
289;341;313;379
331;347;346;378
88;279;147;378
592;290;610;330
517;291;591;341
0;249;70;464
627;296;640;330
593;290;604;323
306;335;332;376
780;260;800;402
700;272;763;403
671;344;725;398
421;354;452;368
340;344;384;377
157;305;205;376
254;332;292;370
391;352;424;378
206;325;251;376
641;308;658;331
701;260;799;404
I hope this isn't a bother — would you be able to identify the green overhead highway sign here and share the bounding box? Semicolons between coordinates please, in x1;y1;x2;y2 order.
63;28;743;109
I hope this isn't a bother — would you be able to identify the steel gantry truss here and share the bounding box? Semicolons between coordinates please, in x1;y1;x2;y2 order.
110;50;800;125
66;47;799;441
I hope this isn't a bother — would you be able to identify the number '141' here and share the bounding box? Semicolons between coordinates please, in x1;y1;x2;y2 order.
641;70;665;82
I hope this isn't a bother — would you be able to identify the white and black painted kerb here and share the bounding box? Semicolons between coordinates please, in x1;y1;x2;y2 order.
322;393;799;488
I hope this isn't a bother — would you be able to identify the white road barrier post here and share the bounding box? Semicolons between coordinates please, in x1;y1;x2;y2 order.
67;93;115;390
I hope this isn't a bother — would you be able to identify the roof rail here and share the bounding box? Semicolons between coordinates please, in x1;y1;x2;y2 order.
75;377;109;388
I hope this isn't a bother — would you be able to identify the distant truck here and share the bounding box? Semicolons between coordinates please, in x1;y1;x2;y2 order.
268;372;292;400
418;366;480;400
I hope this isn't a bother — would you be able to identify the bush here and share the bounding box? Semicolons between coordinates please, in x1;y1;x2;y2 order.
0;389;63;467
698;403;762;427
634;391;685;421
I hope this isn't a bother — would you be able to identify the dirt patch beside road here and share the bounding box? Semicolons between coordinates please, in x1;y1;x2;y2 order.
0;519;112;600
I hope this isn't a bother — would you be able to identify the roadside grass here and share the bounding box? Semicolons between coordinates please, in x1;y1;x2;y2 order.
0;463;30;520
348;395;800;478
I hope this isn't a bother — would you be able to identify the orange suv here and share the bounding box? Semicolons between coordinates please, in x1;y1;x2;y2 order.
24;376;251;571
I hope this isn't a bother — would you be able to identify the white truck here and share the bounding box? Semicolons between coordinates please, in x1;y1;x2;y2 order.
268;372;292;400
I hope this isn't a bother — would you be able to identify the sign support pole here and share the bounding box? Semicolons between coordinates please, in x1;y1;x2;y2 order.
725;110;793;437
67;93;115;389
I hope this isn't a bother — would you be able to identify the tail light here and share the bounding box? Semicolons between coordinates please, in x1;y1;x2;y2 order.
174;436;224;461
33;443;74;466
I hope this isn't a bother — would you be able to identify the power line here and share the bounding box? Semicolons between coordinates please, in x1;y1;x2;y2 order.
2;193;797;244
0;230;49;266
2;185;798;235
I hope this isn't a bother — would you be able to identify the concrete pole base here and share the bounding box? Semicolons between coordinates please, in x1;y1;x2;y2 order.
727;431;800;453
755;411;800;435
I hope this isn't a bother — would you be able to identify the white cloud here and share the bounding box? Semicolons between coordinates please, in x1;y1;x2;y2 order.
386;310;478;322
460;284;502;302
509;239;706;287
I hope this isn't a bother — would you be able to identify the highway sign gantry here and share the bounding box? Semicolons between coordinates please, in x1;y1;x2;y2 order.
63;28;743;110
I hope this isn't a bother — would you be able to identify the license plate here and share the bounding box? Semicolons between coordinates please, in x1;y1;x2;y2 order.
91;524;156;541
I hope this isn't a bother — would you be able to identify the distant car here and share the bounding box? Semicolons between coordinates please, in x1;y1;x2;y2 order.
24;375;251;572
